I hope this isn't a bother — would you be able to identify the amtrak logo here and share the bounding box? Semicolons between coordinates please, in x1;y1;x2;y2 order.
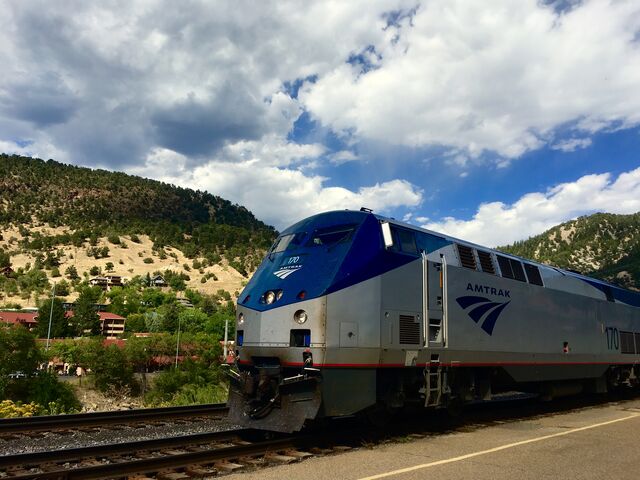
456;295;511;336
273;265;302;279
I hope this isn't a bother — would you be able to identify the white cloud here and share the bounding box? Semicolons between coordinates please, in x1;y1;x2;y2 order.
131;147;423;229
552;137;593;152
423;167;640;247
301;0;640;161
328;150;359;165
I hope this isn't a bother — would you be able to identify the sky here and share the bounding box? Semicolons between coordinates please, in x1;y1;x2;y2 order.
1;0;640;246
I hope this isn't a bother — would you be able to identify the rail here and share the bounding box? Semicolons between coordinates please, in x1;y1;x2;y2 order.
0;403;228;434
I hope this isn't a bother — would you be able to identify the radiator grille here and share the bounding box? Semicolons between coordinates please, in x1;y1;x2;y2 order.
620;331;635;354
457;244;477;270
477;250;495;274
399;315;420;345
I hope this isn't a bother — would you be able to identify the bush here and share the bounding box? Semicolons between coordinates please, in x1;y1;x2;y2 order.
107;234;121;245
143;257;154;264
89;266;101;276
130;234;141;243
65;265;79;280
146;360;227;406
25;373;81;414
0;400;40;418
90;344;138;394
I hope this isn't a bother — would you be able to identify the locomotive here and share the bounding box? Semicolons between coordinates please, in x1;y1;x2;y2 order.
227;209;640;432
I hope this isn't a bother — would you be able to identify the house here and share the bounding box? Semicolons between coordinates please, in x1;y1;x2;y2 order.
89;275;124;291
151;275;167;287
0;266;14;277
0;311;38;330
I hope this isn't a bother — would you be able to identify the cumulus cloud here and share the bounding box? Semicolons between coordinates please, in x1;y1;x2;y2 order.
131;147;422;229
300;0;640;161
551;137;593;152
0;0;411;168
423;167;640;247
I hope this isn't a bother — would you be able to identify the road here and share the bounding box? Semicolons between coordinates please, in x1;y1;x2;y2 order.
229;396;640;480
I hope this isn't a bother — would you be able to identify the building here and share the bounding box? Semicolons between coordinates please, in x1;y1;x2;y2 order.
97;311;126;338
65;310;126;338
88;275;124;291
0;311;38;330
150;275;167;287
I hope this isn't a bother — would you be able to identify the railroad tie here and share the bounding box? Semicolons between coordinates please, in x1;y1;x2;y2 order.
214;460;244;472
264;452;297;464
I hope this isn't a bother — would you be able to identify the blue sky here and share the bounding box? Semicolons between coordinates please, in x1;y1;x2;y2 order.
1;0;640;246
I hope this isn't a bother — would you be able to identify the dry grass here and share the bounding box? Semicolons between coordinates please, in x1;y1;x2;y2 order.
0;226;247;308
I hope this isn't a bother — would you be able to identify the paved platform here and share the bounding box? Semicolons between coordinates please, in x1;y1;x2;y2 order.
228;397;640;480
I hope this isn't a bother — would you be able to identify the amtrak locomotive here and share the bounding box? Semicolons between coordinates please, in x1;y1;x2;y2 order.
227;209;640;432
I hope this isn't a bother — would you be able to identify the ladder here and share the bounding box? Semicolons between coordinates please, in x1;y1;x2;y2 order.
424;366;443;407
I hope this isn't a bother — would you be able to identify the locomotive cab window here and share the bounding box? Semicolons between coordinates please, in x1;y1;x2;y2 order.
270;232;306;253
497;254;526;282
391;227;418;255
309;224;356;247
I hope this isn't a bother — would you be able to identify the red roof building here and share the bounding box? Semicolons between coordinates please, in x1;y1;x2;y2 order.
0;311;38;330
65;311;126;338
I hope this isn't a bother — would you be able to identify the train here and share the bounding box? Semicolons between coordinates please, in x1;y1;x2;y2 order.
226;209;640;432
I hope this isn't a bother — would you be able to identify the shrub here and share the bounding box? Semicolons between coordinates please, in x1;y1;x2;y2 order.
143;257;154;264
0;400;40;418
107;234;120;245
26;373;81;414
130;234;141;243
65;265;79;280
89;266;101;276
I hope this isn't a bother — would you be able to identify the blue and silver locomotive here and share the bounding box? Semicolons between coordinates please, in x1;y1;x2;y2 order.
227;209;640;432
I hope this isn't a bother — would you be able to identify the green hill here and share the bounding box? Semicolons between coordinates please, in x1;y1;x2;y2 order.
0;154;276;273
499;212;640;290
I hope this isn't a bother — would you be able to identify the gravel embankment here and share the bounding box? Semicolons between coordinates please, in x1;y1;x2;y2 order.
0;417;241;456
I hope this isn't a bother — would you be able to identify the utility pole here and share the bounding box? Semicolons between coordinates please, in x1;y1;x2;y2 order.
223;318;229;361
174;316;182;368
46;282;56;350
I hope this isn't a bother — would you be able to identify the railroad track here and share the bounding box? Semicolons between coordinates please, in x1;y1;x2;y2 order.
0;403;229;436
0;428;332;479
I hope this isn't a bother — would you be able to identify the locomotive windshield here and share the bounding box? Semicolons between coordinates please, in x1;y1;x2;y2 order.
270;231;307;253
308;224;356;247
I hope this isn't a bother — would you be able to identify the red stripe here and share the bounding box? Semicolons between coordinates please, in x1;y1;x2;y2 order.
239;360;636;368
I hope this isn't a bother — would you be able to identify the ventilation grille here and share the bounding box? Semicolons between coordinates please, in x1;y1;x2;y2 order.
524;263;543;286
636;333;640;354
511;260;526;282
620;331;635;354
457;244;477;270
477;251;495;274
497;255;513;279
399;315;420;345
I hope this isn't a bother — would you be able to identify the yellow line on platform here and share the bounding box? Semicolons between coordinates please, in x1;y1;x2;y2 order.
358;413;640;480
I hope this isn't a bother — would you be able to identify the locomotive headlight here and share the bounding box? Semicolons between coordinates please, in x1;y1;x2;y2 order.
238;313;244;325
265;291;276;304
294;309;308;324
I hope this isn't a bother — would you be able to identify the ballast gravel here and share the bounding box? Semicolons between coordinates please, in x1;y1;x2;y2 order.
0;417;241;456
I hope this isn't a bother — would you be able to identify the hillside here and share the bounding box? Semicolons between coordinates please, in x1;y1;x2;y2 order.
499;212;640;290
0;155;276;307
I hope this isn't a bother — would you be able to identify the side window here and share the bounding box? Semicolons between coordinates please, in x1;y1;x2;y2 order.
392;227;418;255
456;244;477;270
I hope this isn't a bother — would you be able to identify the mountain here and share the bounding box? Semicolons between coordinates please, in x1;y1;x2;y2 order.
499;212;640;290
0;154;277;306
